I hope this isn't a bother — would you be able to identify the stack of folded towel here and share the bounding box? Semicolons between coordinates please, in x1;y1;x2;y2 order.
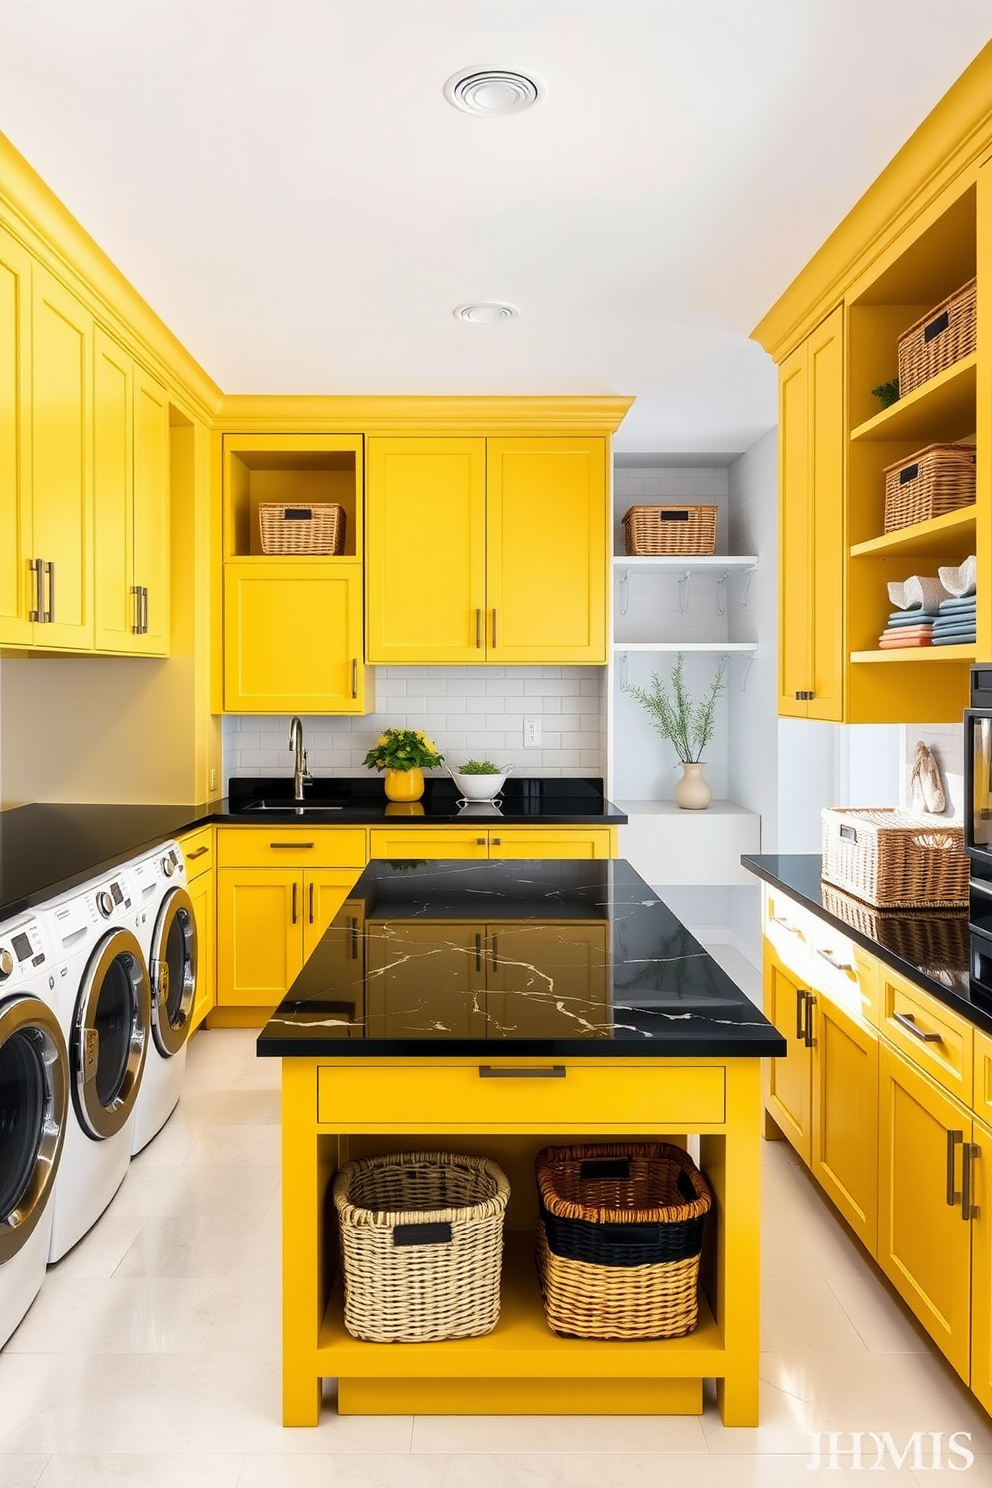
877;609;937;648
932;593;977;646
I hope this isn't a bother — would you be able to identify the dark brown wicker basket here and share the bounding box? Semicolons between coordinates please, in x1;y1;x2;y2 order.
535;1142;712;1340
897;278;976;396
820;884;969;974
882;443;975;532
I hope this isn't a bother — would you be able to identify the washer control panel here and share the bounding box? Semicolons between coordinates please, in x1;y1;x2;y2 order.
0;914;52;982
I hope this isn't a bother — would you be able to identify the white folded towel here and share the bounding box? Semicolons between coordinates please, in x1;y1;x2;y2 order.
938;554;977;598
888;574;953;611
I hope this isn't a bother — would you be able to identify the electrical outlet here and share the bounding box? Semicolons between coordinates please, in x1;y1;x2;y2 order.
523;717;542;748
209;768;218;792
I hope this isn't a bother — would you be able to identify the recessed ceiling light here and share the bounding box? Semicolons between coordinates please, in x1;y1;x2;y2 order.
454;302;519;324
444;68;546;116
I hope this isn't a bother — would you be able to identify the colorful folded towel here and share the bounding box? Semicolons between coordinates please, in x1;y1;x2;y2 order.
932;632;976;646
937;598;977;614
886;609;939;625
879;636;933;648
879;626;935;642
932;625;979;640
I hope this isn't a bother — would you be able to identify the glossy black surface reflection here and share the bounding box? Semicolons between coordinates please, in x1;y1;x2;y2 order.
257;859;786;1058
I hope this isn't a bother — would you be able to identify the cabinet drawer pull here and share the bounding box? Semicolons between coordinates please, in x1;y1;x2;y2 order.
309;882;314;924
803;992;816;1048
269;842;314;849
962;1142;979;1222
492;608;497;648
475;608;482;649
893;1010;941;1043
292;882;298;924
795;987;807;1041
29;558;44;622
350;917;359;959
185;846;209;861
351;658;358;698
474;932;483;972
478;1065;566;1079
45;560;55;623
142;586;150;635
491;836;501;847
816;947;855;974
772;915;804;939
131;584;142;635
947;1129;963;1206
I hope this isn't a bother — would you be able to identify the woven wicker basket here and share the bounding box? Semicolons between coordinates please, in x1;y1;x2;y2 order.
820;884;969;974
622;505;717;556
882;443;976;532
333;1151;509;1343
821;808;968;909
897;278;977;396
535;1142;712;1340
258;502;345;555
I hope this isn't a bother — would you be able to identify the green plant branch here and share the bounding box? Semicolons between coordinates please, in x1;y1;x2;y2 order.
627;653;724;763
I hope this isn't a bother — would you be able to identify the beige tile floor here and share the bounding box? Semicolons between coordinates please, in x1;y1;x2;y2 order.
3;1022;992;1486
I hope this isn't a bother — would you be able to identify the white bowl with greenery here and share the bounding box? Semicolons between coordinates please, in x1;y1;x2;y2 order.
449;760;512;800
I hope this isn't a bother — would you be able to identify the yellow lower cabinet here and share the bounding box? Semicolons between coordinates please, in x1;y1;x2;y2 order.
969;1113;992;1415
810;995;877;1251
877;1041;972;1380
763;948;812;1162
217;868;304;1008
488;827;615;859
223;559;369;713
187;865;215;1030
368;828;489;860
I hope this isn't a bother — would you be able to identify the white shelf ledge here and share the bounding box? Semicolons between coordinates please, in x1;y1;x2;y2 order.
613;642;758;652
612;555;758;569
616;798;758;817
617;799;761;886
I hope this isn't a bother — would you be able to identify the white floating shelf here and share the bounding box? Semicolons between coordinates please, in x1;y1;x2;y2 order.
616;799;761;887
613;642;758;653
612;555;758;570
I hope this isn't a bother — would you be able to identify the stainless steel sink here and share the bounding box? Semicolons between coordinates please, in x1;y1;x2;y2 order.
239;799;346;814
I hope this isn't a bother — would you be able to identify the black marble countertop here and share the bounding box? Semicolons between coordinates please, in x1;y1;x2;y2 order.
0;779;625;922
741;853;991;1033
257;859;787;1059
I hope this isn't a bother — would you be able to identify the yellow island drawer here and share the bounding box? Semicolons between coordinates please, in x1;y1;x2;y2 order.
177;826;213;879
881;971;973;1105
369;828;489;860
217;826;367;869
316;1061;726;1131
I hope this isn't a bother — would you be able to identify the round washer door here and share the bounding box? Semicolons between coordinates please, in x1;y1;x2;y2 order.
0;995;68;1264
72;929;150;1140
149;887;197;1058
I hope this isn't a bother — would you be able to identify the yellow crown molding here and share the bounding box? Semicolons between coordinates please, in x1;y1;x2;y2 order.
753;41;992;362
214;393;635;436
0;131;222;420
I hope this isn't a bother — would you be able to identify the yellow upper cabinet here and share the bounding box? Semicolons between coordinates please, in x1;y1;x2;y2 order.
366;435;608;665
0;224;33;646
778;306;845;722
93;329;171;655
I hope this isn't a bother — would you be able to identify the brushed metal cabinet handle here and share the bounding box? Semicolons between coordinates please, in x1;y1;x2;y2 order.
474;932;483;972
269;842;315;849
478;1065;566;1079
350;916;359;959
131;584;142;635
893;1010;941;1043
351;658;358;699
475;608;482;648
816;947;855;974
947;1129;963;1206
492;608;497;648
291;882;298;925
962;1141;980;1221
772;915;804;939
186;846;209;861
804;992;816;1048
491;836;502;847
142;586;149;635
795;987;807;1041
45;560;55;622
29;558;43;621
308;882;314;924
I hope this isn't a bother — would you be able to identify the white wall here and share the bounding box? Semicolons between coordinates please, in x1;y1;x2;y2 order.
222;666;608;785
899;722;965;818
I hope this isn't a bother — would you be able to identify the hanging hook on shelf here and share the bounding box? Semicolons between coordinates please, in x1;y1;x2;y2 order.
740;567;757;607
678;570;691;616
618;568;630;617
740;655;755;692
717;573;729;617
717;653;730;681
619;652;629;693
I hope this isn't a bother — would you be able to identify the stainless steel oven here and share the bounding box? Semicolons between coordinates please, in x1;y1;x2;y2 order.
966;666;992;994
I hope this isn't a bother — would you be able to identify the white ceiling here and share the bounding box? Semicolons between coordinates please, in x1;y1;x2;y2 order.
0;1;989;452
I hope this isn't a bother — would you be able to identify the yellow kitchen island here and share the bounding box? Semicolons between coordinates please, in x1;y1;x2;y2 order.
257;859;785;1426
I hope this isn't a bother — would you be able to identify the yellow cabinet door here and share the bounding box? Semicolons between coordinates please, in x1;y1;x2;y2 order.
0;225;33;645
217;868;303;1007
811;995;878;1251
366;438;486;663
131;364;170;655
970;1114;992;1415
778;340;809;717
368;828;490;860
302;869;364;961
488;828;614;859
877;1042;972;1380
364;923;487;1038
486;437;607;663
807;307;844;722
93;327;135;650
224;559;367;713
763;949;811;1162
187;866;215;1031
31;263;92;649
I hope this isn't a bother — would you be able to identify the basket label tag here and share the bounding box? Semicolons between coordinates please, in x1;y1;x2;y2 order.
899;464;919;485
924;310;949;342
580;1158;630;1180
659;510;689;522
839;825;858;842
393;1221;452;1246
283;508;313;520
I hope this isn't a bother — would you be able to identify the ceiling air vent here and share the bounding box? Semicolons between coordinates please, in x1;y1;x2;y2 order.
444;69;546;116
453;303;519;324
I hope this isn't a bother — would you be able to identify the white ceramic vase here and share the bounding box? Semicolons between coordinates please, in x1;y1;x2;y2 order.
674;761;711;811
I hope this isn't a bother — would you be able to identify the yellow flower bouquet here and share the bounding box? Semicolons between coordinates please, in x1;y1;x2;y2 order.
361;727;444;772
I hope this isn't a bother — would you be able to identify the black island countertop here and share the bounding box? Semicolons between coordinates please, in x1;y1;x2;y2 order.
0;778;625;922
741;852;990;1033
257;858;787;1059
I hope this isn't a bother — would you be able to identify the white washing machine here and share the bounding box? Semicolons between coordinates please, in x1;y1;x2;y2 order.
44;868;150;1262
127;842;197;1155
0;911;68;1345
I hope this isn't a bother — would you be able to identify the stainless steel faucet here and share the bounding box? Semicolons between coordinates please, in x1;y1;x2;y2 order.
288;716;312;800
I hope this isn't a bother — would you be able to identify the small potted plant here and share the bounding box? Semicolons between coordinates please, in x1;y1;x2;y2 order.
449;759;512;801
627;653;724;809
361;728;444;802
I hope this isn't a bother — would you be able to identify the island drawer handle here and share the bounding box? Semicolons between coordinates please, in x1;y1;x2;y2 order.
478;1065;566;1079
270;842;314;849
772;915;804;938
816;947;855;974
893;1010;941;1043
185;846;209;861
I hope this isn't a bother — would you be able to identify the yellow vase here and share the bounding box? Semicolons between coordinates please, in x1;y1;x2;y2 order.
384;767;425;802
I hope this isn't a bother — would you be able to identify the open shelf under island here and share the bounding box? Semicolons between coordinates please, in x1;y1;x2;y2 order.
257;858;786;1427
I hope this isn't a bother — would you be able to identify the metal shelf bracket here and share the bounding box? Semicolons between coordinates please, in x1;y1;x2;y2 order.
618;568;630;616
678;570;691;615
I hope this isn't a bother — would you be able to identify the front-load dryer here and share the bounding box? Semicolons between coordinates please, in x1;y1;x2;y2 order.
44;868;150;1262
127;842;197;1155
0;912;68;1345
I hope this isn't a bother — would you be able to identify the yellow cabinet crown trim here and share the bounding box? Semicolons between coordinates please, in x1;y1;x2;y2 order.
214;394;634;435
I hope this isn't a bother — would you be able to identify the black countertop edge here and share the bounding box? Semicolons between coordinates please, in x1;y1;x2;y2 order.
741;853;991;1036
256;1035;786;1059
0;783;626;923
